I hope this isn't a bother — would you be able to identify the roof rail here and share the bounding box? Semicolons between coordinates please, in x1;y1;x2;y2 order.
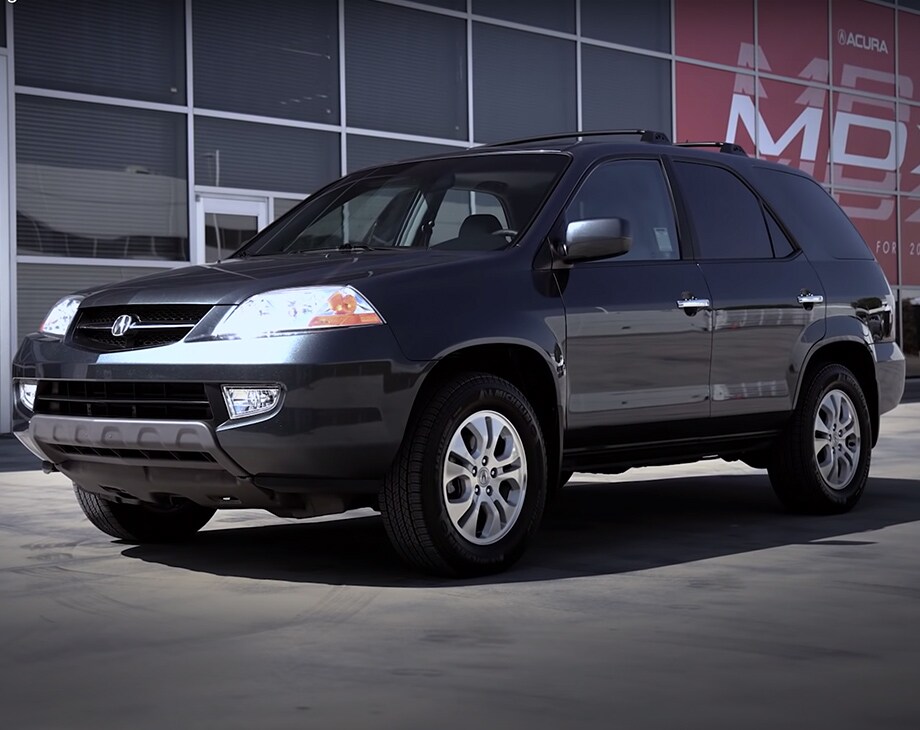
674;141;748;156
485;129;672;148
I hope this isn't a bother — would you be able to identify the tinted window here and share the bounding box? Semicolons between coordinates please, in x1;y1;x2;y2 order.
15;0;185;103
16;96;188;260
195;116;339;194
580;0;671;51
194;0;337;123
674;162;773;260
346;0;467;139
582;46;671;134
472;0;575;32
472;24;576;143
414;0;466;9
565;159;679;261
751;167;873;260
347;136;459;173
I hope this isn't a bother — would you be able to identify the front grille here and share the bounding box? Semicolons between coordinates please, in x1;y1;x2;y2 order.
34;381;213;421
72;305;212;352
55;444;217;463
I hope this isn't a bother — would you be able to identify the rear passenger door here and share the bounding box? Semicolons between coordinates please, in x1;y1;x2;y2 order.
670;159;826;421
559;158;713;453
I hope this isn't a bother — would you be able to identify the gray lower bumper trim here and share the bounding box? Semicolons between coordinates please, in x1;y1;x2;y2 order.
28;415;246;476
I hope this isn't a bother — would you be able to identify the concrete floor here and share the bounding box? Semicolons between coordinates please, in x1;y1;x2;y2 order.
1;406;919;729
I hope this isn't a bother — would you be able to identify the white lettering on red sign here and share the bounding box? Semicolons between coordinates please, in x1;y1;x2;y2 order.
837;29;889;55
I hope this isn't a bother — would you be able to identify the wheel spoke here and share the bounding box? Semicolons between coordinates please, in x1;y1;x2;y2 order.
493;491;518;522
814;417;832;439
464;415;489;461
451;498;479;539
444;457;473;483
447;430;477;471
838;451;855;484
498;467;524;488
479;500;503;540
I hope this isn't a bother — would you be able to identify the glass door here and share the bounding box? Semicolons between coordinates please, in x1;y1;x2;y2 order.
196;196;268;263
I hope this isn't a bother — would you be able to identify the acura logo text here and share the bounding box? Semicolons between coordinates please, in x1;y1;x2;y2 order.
838;28;889;54
111;314;136;337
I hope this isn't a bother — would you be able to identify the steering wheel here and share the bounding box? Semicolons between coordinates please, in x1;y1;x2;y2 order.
491;229;518;238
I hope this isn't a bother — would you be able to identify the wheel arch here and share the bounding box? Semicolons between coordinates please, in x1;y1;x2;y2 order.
406;342;563;481
796;338;879;446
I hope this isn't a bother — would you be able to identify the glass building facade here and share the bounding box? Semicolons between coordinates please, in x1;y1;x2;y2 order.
1;0;919;432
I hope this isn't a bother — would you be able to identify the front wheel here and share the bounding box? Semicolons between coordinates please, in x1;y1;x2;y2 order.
768;364;872;513
380;373;547;577
73;484;215;543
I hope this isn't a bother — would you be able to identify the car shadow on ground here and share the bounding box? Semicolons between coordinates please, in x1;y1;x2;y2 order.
121;473;920;587
0;437;43;474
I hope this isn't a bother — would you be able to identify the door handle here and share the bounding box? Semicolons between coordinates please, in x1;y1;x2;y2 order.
677;297;711;310
797;292;824;306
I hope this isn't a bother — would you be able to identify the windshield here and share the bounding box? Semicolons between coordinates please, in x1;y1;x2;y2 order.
237;153;568;257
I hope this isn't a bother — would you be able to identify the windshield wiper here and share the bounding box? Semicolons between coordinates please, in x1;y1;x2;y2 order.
336;242;406;252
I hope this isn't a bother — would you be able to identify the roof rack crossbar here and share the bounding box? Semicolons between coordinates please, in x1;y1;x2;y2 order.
485;129;672;148
674;141;748;156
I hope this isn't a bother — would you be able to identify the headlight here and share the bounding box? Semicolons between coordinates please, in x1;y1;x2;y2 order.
39;296;83;336
212;286;384;340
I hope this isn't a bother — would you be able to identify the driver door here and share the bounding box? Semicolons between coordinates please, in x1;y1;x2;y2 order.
559;158;713;455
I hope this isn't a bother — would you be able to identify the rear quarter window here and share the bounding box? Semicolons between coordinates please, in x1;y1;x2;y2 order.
750;167;873;261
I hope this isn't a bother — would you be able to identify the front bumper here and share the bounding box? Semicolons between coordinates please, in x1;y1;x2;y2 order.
13;326;427;510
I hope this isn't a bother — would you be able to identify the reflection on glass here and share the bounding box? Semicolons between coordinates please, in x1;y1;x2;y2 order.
14;0;185;103
195;116;339;194
346;0;467;139
193;0;338;123
16;96;188;261
472;24;576;143
582;46;671;134
580;0;670;51
205;213;258;262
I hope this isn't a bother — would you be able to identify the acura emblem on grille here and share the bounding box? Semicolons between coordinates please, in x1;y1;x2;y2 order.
111;314;136;337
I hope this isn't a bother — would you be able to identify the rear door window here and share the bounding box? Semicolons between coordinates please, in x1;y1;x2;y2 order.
672;161;774;260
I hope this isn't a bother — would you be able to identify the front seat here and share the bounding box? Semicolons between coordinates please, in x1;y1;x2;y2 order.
458;213;502;239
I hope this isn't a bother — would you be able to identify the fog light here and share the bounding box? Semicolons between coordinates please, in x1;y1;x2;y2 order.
222;385;282;420
18;381;37;412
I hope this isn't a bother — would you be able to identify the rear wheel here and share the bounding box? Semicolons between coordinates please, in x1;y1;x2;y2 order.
73;484;215;543
768;364;872;513
380;373;547;577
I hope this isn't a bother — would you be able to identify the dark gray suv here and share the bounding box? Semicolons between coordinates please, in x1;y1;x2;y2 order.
11;130;906;576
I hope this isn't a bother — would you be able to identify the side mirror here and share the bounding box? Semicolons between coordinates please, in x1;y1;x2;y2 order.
560;218;631;263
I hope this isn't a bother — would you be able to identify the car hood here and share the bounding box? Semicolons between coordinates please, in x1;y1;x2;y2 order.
77;249;475;307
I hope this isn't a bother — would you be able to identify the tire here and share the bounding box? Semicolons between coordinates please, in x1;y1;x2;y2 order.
73;484;215;543
768;364;872;514
380;373;547;577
